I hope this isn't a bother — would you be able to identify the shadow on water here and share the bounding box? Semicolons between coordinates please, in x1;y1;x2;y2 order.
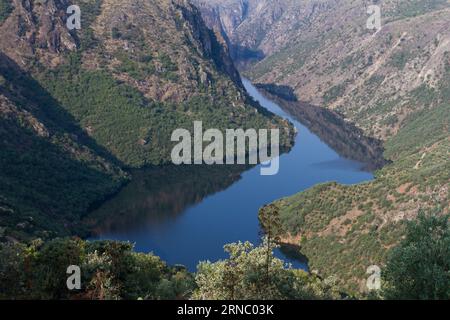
279;243;309;269
86;164;251;235
255;83;389;171
231;44;265;71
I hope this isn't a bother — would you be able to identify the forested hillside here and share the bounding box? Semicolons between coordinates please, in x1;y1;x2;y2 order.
0;0;448;300
0;0;294;241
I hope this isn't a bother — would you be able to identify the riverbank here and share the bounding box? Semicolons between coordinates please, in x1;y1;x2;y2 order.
91;78;375;271
260;96;449;294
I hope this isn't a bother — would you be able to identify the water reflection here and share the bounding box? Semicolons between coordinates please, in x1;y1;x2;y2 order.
87;164;251;235
255;84;388;171
90;79;376;271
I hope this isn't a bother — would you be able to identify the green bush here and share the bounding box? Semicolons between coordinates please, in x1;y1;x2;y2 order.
193;240;340;300
390;52;409;69
383;212;450;300
0;239;195;300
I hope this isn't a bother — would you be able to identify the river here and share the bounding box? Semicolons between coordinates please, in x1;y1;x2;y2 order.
90;78;376;271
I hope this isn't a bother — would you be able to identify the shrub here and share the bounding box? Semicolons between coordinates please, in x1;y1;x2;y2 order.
383;212;450;300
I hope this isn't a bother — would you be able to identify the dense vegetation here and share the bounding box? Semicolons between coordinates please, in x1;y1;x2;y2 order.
0;237;340;300
37;54;288;167
29;0;285;168
382;213;450;299
2;213;449;300
0;54;128;241
0;239;194;299
194;240;340;300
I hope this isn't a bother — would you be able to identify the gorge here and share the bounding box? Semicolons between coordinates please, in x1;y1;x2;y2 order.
91;78;380;271
1;0;448;298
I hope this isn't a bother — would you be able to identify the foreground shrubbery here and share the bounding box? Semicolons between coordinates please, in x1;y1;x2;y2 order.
0;239;194;300
194;240;340;300
382;213;450;300
0;237;338;300
2;213;449;300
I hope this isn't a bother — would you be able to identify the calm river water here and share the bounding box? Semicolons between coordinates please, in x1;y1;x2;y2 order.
92;79;374;271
